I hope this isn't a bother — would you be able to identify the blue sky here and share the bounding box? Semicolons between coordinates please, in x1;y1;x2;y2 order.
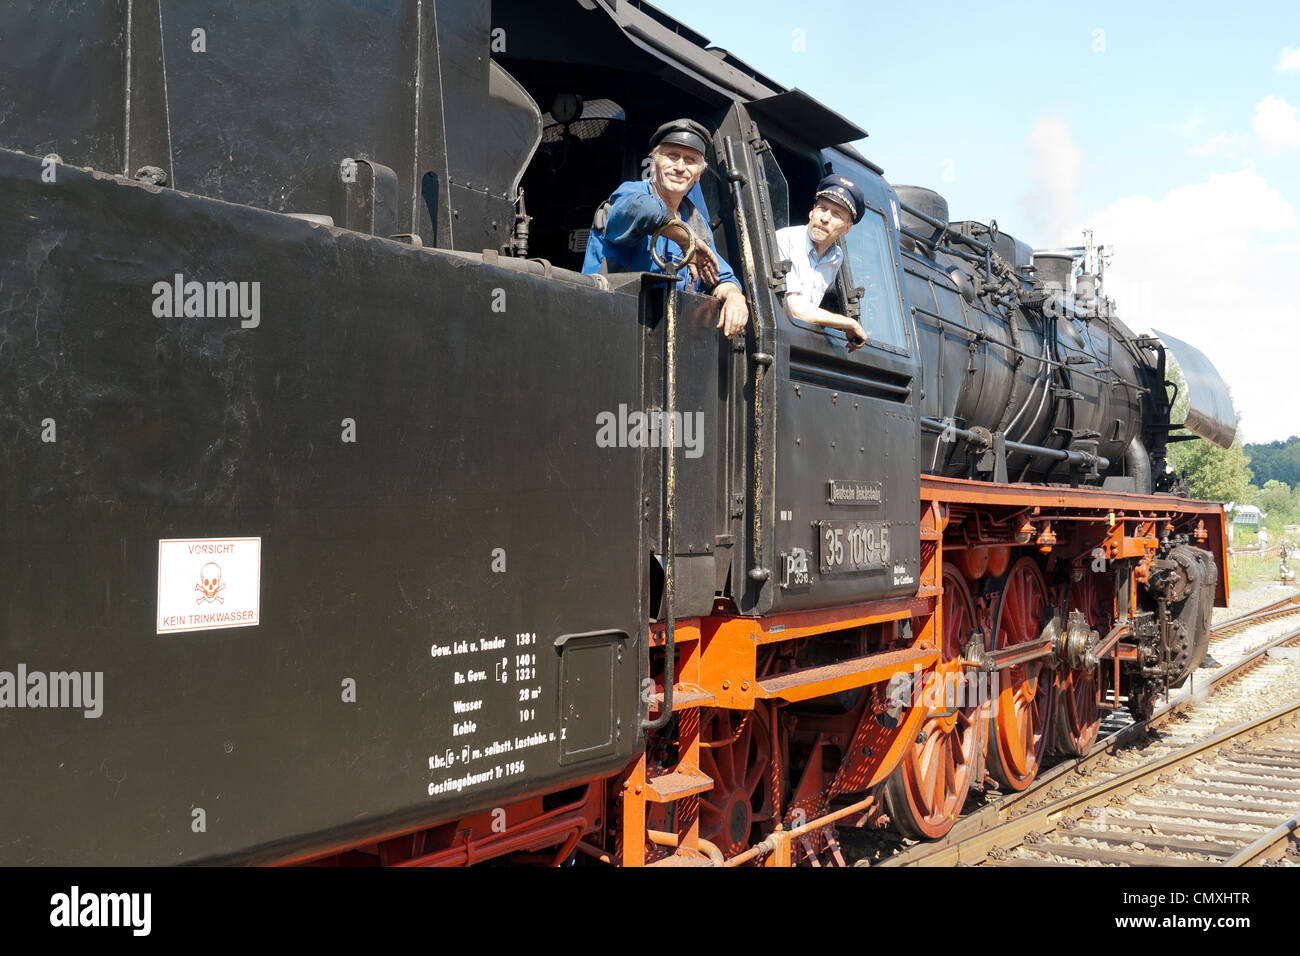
650;0;1300;445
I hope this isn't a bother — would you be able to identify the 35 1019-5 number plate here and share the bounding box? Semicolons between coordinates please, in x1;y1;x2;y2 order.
818;520;891;574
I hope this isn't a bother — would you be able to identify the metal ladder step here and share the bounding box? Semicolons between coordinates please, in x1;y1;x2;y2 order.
644;769;714;803
649;683;716;709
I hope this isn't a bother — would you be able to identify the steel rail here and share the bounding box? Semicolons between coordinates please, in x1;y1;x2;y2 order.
1221;814;1300;867
1210;593;1300;639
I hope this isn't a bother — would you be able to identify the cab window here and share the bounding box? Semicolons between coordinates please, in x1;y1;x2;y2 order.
842;209;909;351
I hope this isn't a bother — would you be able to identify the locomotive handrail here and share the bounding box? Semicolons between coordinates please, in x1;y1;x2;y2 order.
899;224;986;267
910;306;1148;396
720;132;772;588
643;263;681;731
897;200;992;256
920;417;1111;471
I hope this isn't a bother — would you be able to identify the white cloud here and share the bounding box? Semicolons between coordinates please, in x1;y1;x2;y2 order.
1175;107;1205;137
1252;94;1300;151
1077;170;1300;443
1278;47;1300;71
1020;116;1081;245
1189;132;1249;158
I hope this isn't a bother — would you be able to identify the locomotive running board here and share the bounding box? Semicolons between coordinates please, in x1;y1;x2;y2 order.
755;645;938;704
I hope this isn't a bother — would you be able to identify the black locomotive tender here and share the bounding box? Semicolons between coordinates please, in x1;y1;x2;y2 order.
0;0;1234;864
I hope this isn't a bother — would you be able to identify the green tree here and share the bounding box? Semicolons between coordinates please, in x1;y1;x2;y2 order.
1164;355;1253;503
1253;478;1300;531
1256;479;1295;516
1169;434;1254;502
1244;436;1300;486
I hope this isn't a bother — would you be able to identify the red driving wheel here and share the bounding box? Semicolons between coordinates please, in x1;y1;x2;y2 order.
986;556;1056;791
698;708;774;858
884;564;985;839
1057;572;1105;755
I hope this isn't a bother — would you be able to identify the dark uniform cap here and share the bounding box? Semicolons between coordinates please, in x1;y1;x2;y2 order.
649;118;711;159
815;174;867;224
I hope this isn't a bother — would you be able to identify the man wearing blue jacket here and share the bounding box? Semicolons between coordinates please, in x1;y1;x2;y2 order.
582;119;749;338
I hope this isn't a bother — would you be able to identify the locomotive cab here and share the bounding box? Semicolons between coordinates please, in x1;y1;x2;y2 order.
494;0;925;617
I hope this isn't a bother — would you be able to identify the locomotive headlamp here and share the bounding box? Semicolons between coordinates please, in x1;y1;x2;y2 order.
1036;523;1057;553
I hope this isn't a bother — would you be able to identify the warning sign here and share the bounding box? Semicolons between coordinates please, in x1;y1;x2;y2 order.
157;537;261;634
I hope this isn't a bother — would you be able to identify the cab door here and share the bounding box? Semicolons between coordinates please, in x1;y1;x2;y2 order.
762;148;922;614
785;152;920;608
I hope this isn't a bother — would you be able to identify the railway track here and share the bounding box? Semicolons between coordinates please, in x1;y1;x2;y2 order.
957;702;1300;866
1210;593;1300;640
867;603;1300;867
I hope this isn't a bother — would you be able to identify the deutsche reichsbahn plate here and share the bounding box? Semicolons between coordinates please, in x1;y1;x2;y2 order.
817;520;891;574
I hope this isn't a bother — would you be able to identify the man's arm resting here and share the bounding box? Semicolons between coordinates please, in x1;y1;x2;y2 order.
784;294;852;329
603;190;670;247
784;294;868;347
714;281;748;338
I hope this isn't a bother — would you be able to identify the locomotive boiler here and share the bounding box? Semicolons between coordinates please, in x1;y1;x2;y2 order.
0;0;1235;865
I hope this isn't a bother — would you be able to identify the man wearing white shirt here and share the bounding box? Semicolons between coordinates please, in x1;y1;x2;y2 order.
774;174;870;351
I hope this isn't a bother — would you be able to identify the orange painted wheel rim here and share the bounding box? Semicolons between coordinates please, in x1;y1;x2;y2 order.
884;565;984;839
987;556;1055;791
1057;574;1104;755
698;708;773;858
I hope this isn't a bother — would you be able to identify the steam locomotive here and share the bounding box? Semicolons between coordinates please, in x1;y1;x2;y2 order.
0;0;1233;865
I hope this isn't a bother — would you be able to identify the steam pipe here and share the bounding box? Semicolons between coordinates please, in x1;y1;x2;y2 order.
1003;337;1049;437
994;306;1027;433
912;306;1146;395
898;201;991;256
921;417;1110;471
1125;436;1152;495
1014;348;1055;446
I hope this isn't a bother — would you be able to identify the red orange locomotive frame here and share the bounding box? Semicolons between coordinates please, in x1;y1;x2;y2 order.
297;475;1225;867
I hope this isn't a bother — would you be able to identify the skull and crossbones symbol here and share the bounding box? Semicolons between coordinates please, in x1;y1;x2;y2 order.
195;562;226;604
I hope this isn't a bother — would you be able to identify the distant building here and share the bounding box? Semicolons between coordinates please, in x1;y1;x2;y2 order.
1227;503;1263;545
